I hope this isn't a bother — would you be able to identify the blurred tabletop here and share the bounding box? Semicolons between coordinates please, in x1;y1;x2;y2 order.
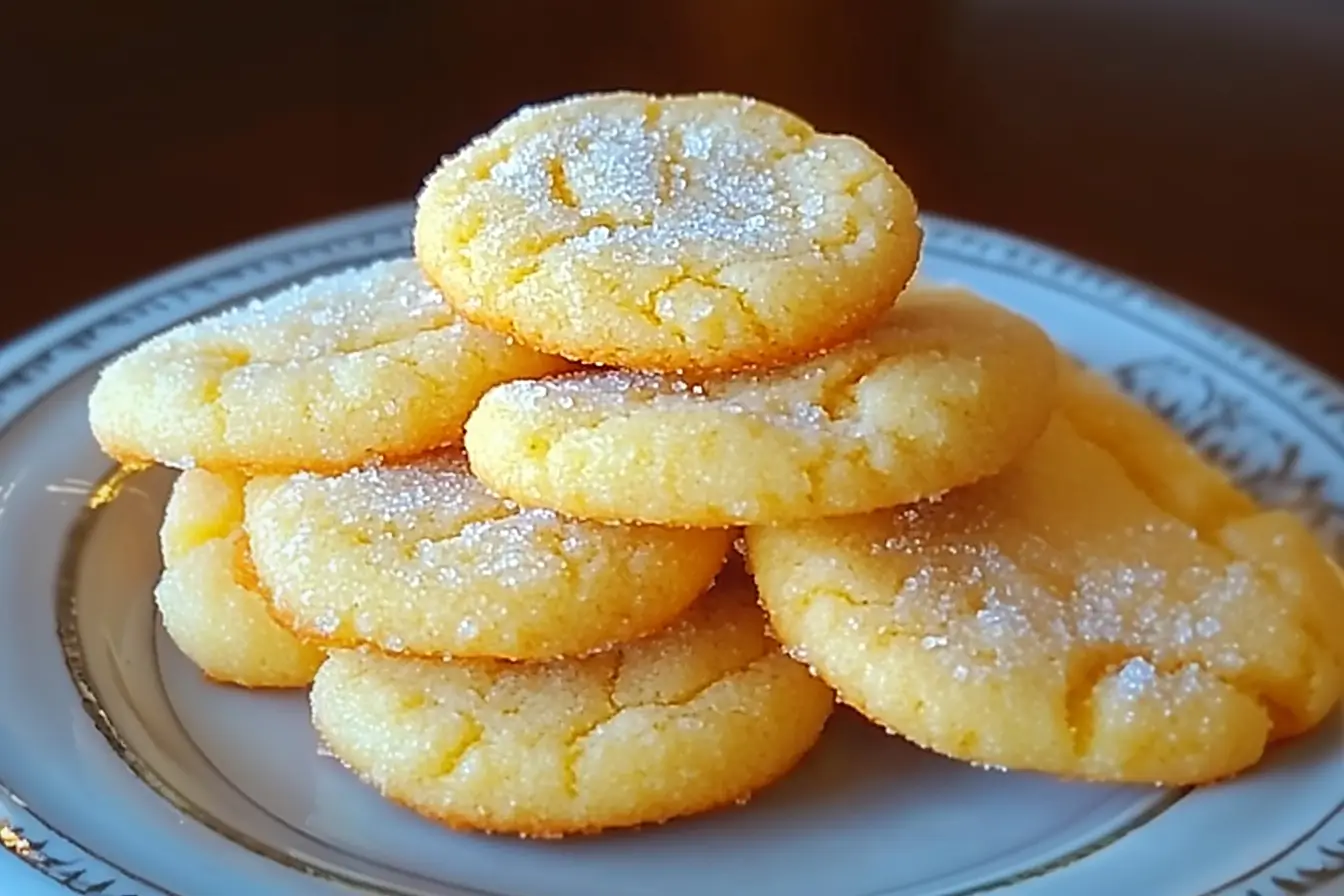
5;1;1344;375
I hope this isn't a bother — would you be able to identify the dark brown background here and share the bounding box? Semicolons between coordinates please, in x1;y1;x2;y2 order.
6;1;1344;373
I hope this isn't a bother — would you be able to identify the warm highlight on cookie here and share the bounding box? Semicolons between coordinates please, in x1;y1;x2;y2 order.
89;258;569;475
245;452;733;660
310;575;835;836
747;369;1344;785
156;469;324;688
414;91;921;372
464;286;1057;526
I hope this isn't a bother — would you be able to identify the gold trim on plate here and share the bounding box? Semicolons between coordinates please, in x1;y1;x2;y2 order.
53;463;1196;896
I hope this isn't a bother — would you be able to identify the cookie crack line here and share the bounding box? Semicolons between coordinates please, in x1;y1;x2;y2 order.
1066;418;1335;665
560;657;622;796
559;650;775;796
469;125;874;282
151;307;468;368
1063;647;1134;759
640;98;663;131
545;156;580;210
329;496;520;549
429;717;486;780
639;267;773;344
697;268;772;343
392;354;458;403
812;360;876;422
839;170;884;202
285;316;466;360
494;212;646;291
1058;648;1309;764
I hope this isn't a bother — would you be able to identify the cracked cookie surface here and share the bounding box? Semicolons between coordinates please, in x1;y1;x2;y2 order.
413;91;921;372
464;286;1057;526
747;367;1344;784
88;258;569;475
245;452;733;660
156;469;325;688
309;575;835;836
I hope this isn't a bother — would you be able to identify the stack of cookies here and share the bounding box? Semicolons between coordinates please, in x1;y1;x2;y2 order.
87;92;1342;838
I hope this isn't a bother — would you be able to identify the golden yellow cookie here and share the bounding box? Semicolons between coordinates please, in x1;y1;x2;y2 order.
244;452;733;660
414;91;921;372
464;285;1057;526
310;574;834;836
748;369;1344;785
156;469;325;688
88;258;569;475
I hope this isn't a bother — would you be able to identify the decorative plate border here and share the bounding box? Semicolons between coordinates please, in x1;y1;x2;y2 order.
56;460;1192;896
0;815;162;896
0;205;1332;895
1199;801;1342;896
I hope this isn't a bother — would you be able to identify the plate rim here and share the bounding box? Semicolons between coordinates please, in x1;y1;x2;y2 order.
0;203;1340;896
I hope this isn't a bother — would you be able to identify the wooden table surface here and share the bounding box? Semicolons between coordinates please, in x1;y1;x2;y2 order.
6;1;1343;374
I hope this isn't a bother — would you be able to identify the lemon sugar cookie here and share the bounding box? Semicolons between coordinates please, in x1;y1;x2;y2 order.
156;469;325;688
89;258;569;475
244;453;733;661
464;286;1057;526
747;374;1344;785
414;91;921;372
309;575;835;836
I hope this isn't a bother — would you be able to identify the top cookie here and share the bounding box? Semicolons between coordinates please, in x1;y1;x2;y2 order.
414;92;921;372
88;259;569;474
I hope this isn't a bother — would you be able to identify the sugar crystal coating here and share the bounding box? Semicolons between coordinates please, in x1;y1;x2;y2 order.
88;258;569;474
747;366;1344;784
156;469;324;688
244;452;733;660
414;91;922;372
464;285;1057;526
310;575;835;836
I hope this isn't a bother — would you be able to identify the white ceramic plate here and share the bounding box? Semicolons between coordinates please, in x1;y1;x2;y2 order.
0;205;1339;896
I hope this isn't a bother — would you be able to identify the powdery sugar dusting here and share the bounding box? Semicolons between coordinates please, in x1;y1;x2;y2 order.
150;258;462;362
481;98;829;267
853;431;1291;705
1115;657;1159;697
261;454;571;594
245;451;730;659
876;528;1264;691
484;297;958;437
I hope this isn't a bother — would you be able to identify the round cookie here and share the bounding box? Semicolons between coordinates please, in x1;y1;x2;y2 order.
464;285;1057;526
310;574;835;836
89;258;569;474
414;91;921;372
244;452;734;661
156;469;325;688
747;371;1344;785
